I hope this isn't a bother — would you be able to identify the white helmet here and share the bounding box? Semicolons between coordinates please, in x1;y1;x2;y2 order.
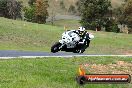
78;27;85;32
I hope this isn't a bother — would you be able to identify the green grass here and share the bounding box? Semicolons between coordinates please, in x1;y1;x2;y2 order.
0;17;132;54
0;17;64;52
0;57;132;88
47;19;132;54
88;31;132;54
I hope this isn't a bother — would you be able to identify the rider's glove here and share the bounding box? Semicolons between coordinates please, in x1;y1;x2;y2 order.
78;39;85;44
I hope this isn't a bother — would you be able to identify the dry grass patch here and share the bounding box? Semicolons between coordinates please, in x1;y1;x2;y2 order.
84;61;132;75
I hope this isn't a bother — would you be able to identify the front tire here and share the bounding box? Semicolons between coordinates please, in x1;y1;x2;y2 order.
51;42;61;53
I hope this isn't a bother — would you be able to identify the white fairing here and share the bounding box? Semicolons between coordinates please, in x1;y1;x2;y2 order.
59;31;80;48
89;33;94;40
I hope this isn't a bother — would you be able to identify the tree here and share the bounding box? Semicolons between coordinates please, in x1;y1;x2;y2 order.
104;18;120;33
68;5;76;15
0;0;22;19
59;0;67;14
60;1;65;10
24;0;36;22
122;0;132;28
49;0;58;25
23;6;35;22
28;0;36;6
0;0;8;17
6;0;22;19
78;0;111;30
75;0;81;15
24;0;49;24
35;0;49;23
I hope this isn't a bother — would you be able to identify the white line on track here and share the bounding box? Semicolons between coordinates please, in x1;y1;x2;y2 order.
0;55;132;59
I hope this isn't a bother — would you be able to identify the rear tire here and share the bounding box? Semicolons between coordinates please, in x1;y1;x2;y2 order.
51;42;61;53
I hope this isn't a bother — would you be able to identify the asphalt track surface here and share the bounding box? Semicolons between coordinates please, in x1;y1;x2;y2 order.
0;50;80;57
0;50;131;59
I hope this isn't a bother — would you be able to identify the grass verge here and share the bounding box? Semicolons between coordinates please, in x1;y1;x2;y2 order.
0;17;132;54
0;57;132;88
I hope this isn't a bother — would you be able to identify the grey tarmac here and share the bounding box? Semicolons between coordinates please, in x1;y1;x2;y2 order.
0;50;131;59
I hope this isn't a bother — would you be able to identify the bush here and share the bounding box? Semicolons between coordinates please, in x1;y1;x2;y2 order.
117;0;132;30
28;0;36;6
68;5;76;14
104;18;120;33
24;0;49;24
0;0;7;17
23;6;35;22
7;0;22;19
60;1;65;9
0;0;22;19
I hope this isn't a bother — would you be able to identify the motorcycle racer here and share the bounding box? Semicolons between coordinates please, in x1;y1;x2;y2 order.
70;27;92;53
51;26;94;53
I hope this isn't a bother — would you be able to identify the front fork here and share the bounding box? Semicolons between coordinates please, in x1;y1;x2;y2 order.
58;40;65;50
77;40;90;53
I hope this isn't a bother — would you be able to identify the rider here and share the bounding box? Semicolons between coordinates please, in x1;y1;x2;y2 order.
77;27;87;44
72;27;88;44
73;27;90;53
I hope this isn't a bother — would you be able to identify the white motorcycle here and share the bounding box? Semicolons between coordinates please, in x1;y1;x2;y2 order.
51;30;94;53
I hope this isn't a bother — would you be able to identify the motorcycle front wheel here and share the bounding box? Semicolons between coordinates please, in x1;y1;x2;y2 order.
51;42;62;53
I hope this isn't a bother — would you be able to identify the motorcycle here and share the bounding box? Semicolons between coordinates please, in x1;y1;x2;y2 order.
51;30;94;53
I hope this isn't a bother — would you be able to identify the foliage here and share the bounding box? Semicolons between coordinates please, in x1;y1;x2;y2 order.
23;6;35;22
122;0;132;28
24;0;49;24
78;0;111;30
28;0;36;6
115;0;132;33
104;18;120;33
60;1;66;10
6;0;22;19
68;5;76;14
0;0;7;17
75;0;81;15
0;0;22;19
35;0;49;24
